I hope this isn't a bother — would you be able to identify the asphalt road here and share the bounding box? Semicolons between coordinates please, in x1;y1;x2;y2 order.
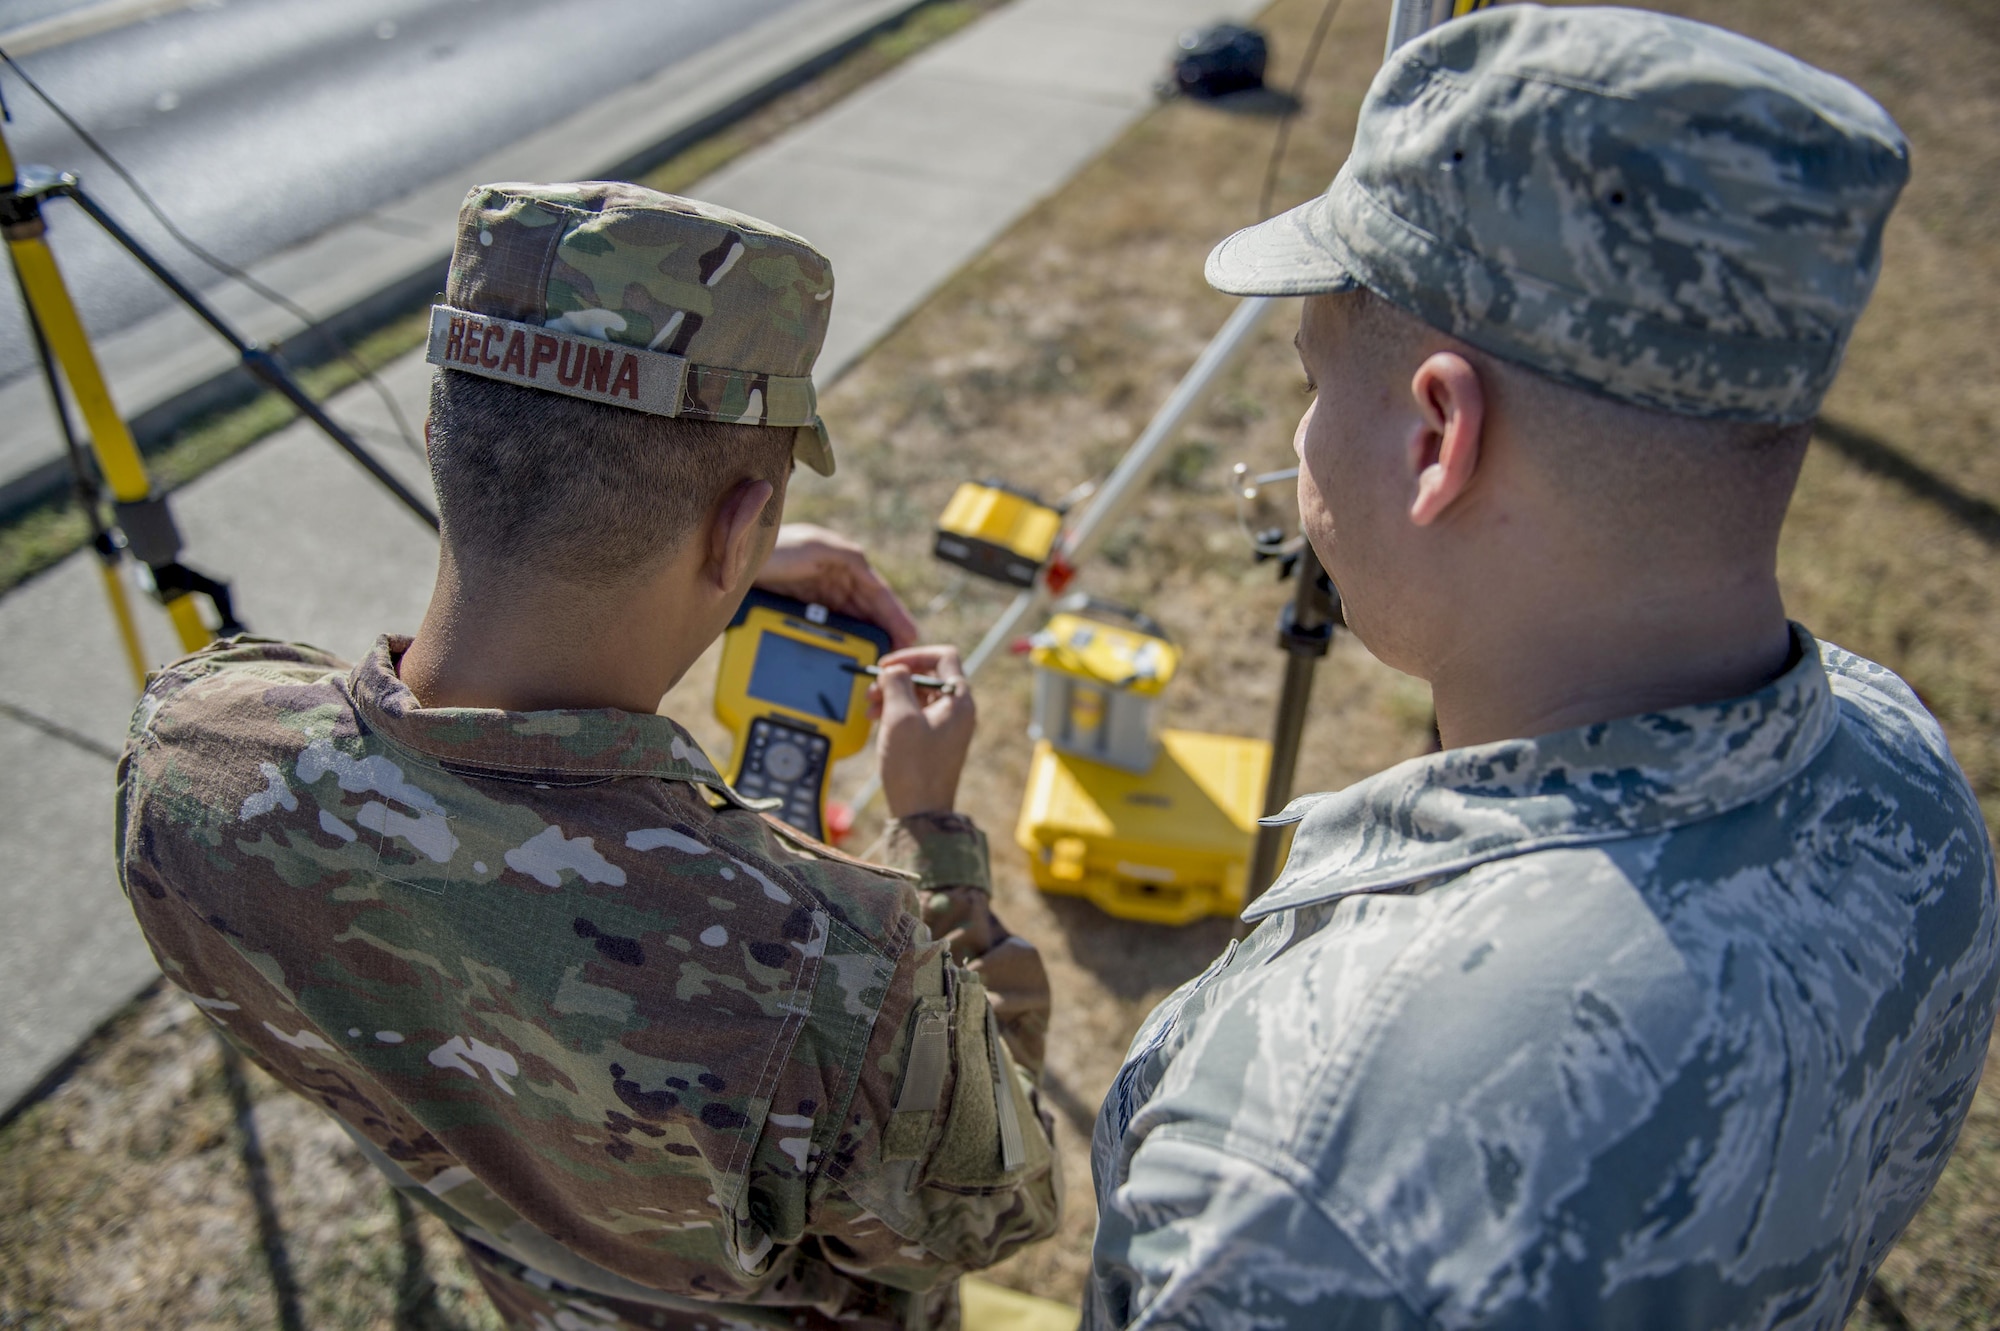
0;0;806;385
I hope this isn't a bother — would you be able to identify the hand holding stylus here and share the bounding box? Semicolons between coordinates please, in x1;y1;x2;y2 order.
870;647;976;818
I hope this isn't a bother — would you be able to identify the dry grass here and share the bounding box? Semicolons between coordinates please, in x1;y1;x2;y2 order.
0;985;502;1330
3;0;1997;1325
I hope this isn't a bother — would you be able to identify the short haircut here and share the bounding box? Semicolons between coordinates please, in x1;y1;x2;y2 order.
425;370;795;588
1344;290;1812;545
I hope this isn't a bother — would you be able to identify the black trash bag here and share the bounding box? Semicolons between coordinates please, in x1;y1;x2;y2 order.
1168;23;1270;99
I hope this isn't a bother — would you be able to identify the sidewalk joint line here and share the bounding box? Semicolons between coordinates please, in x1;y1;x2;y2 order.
0;698;122;763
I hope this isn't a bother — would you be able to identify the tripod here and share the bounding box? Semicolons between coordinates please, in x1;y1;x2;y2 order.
0;115;438;688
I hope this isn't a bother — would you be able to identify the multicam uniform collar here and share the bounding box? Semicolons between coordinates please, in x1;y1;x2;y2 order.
1244;623;1839;921
347;635;741;798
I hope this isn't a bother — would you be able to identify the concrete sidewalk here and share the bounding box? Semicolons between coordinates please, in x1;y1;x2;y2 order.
0;0;1263;1116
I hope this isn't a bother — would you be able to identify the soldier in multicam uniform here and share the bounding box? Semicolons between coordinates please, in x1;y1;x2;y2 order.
1087;8;1998;1330
117;182;1060;1330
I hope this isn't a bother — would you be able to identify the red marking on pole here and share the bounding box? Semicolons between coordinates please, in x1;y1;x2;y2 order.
1044;555;1076;594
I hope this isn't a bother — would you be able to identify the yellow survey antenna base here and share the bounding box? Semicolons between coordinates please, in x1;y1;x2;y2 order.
934;481;1063;589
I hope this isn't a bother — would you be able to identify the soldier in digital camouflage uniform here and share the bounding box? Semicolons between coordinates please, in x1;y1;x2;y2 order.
118;182;1060;1330
1087;8;1998;1330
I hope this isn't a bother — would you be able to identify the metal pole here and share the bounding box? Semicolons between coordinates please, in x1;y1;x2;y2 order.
1243;546;1339;904
1055;296;1279;567
841;295;1285;817
1385;0;1449;58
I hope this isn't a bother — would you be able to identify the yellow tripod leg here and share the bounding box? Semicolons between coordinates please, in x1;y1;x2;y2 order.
97;554;149;692
5;228;211;656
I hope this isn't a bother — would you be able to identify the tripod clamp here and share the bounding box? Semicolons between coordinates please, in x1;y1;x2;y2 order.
1275;575;1337;658
0;160;73;217
112;493;244;636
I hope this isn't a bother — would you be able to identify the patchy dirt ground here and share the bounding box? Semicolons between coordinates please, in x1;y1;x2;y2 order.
4;0;1998;1325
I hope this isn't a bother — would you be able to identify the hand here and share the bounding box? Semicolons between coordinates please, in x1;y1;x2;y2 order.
754;524;919;650
871;646;975;818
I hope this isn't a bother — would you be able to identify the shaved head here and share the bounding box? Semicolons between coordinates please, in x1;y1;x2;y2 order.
1339;290;1812;556
1289;288;1809;742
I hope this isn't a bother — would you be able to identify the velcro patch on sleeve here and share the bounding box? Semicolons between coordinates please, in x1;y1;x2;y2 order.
893;1007;951;1115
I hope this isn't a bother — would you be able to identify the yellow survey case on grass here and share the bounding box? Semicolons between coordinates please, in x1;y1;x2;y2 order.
1016;730;1270;926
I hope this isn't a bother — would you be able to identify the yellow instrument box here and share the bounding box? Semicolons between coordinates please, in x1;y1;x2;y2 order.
1016;729;1270;926
1027;602;1179;774
934;481;1063;588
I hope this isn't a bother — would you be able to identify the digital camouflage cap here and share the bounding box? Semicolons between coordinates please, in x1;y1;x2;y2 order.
426;181;839;474
1206;5;1911;423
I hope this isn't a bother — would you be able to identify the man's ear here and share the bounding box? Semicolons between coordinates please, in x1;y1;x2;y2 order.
1407;352;1486;527
704;478;776;593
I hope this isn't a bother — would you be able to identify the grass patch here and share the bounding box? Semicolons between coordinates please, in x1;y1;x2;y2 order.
0;985;502;1330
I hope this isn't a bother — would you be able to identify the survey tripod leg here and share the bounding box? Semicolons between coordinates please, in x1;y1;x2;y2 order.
15;267;148;689
2;137;227;655
1;110;439;685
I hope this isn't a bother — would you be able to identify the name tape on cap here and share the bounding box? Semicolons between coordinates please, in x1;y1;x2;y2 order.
426;306;689;417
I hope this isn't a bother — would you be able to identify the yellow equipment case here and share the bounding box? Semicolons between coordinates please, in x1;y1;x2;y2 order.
934;481;1063;588
1016;729;1270;927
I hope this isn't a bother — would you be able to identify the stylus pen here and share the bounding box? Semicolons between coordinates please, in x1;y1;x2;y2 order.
842;662;961;694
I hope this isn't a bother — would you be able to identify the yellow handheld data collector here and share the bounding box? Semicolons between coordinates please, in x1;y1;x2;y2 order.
715;590;892;841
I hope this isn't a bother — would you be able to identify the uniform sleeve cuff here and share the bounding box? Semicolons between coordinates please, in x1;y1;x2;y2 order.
884;813;991;893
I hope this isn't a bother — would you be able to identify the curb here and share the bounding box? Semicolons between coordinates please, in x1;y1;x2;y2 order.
0;0;936;517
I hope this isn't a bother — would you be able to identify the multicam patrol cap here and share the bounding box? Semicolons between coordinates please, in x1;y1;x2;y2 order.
1206;5;1911;422
426;181;839;474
